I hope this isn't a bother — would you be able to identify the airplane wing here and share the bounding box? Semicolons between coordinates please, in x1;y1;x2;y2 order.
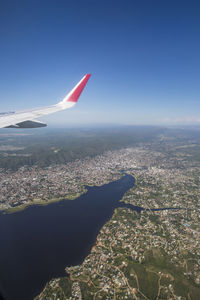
0;74;91;128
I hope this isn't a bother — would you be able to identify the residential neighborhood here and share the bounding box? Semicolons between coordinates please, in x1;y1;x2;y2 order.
33;140;200;299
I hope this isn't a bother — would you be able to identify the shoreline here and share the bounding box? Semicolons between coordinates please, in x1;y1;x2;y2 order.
2;173;124;215
1;187;87;214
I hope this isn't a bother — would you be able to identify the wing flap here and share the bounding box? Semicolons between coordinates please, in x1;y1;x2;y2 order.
5;120;47;128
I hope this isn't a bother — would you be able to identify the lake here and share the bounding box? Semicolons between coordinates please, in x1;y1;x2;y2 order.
0;174;136;300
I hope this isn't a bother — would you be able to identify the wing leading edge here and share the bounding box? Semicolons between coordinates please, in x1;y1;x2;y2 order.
0;74;91;128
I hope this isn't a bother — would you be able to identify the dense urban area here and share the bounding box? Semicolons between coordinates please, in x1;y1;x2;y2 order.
0;128;200;299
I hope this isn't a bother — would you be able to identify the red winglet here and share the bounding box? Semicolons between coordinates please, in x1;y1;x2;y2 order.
68;74;91;103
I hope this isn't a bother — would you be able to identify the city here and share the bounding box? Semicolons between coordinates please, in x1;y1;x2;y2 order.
0;132;199;299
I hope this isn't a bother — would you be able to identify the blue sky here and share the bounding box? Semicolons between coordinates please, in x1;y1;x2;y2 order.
0;0;200;126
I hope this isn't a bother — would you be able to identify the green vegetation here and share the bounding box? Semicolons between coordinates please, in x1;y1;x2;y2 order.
35;277;72;300
0;126;164;170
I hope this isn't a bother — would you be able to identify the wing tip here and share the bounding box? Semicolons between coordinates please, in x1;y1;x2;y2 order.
85;73;91;78
68;73;91;103
57;73;91;107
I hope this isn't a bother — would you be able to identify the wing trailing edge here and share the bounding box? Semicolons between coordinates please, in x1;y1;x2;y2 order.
6;120;47;128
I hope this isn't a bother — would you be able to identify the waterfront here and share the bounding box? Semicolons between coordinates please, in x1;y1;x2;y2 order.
0;131;200;299
0;174;135;300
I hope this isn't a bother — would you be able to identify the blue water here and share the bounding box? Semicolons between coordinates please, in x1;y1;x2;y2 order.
0;174;181;300
0;174;135;299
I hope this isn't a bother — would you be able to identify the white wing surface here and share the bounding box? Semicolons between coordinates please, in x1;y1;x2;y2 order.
0;74;91;128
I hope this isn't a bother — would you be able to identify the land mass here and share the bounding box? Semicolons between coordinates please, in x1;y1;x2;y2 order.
0;126;200;299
